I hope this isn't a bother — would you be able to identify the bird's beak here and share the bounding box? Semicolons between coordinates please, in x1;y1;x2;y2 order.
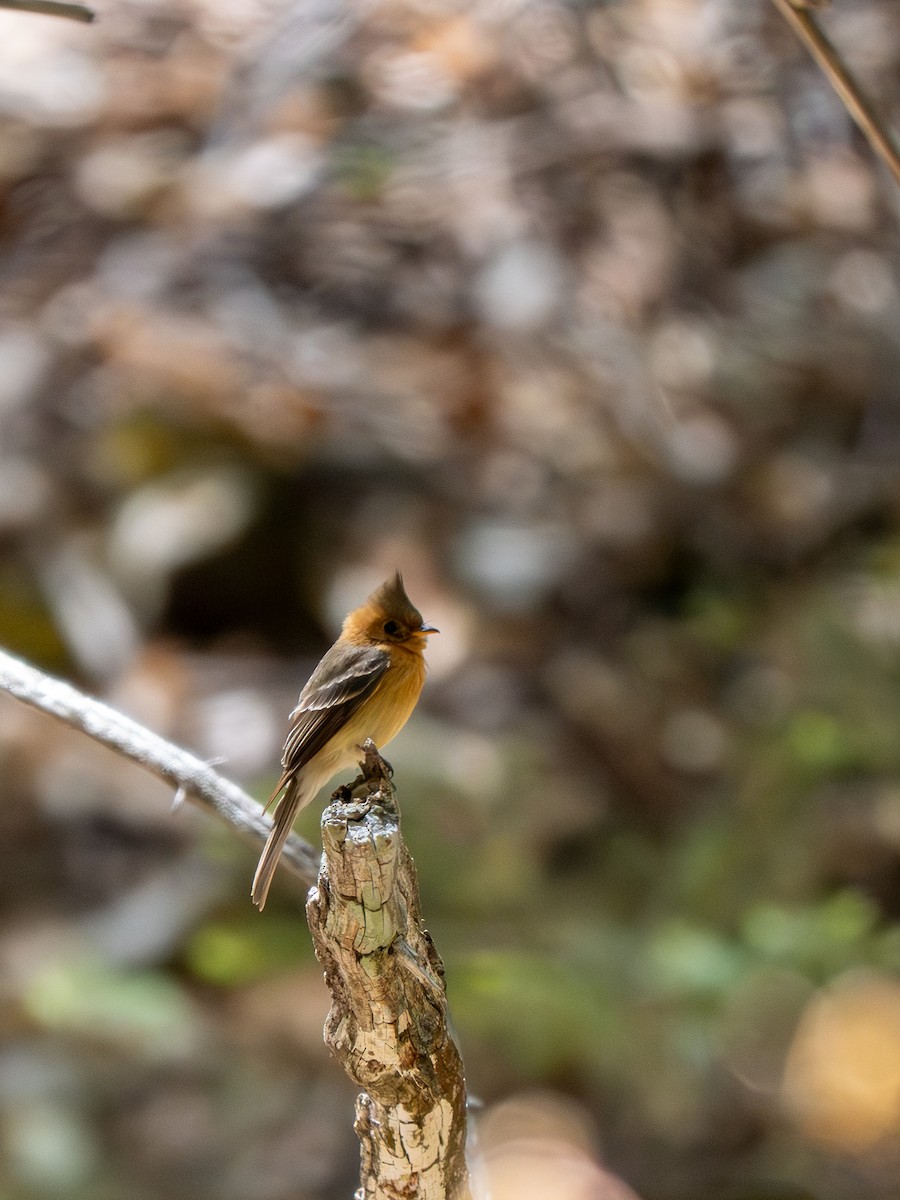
419;623;440;635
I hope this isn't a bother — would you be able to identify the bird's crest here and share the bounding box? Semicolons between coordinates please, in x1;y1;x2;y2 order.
366;572;424;628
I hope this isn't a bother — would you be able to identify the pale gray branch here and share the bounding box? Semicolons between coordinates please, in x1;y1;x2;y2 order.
0;646;319;888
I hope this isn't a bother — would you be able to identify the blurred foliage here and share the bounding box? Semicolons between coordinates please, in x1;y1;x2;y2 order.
185;914;315;987
24;959;201;1060
0;0;899;1197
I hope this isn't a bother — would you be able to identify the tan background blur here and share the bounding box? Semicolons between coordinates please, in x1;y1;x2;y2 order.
0;1;899;1197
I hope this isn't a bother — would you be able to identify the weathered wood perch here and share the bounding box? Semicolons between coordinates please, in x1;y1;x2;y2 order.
307;743;469;1200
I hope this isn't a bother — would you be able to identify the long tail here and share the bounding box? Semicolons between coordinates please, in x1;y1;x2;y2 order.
251;774;315;909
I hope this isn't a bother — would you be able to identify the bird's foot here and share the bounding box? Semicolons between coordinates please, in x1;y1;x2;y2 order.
359;739;393;780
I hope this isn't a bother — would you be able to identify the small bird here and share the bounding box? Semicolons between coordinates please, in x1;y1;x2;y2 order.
252;573;438;909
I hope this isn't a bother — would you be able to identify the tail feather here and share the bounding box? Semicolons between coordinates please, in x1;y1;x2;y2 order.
252;775;314;909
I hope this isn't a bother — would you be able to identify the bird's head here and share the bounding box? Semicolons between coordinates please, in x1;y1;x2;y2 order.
346;572;439;650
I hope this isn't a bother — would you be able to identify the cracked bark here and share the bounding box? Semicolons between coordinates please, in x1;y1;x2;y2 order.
306;743;469;1200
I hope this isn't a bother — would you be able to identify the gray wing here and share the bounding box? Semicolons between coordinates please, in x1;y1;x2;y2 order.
279;641;390;775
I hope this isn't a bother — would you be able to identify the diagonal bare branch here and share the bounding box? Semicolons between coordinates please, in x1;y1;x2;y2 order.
0;0;94;21
0;646;319;889
770;0;900;188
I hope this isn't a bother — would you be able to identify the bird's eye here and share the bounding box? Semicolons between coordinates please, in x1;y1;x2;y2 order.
383;620;400;636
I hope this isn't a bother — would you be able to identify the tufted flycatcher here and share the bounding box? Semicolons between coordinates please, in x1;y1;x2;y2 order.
252;573;438;909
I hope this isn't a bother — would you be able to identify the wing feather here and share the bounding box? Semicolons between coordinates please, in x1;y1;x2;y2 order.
279;641;389;776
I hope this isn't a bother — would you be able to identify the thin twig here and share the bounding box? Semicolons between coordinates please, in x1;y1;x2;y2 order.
0;646;319;888
770;0;900;187
0;0;95;21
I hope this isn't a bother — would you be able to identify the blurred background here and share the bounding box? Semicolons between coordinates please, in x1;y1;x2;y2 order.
0;0;899;1197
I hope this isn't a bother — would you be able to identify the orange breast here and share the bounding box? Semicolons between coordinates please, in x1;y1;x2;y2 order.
325;648;426;771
